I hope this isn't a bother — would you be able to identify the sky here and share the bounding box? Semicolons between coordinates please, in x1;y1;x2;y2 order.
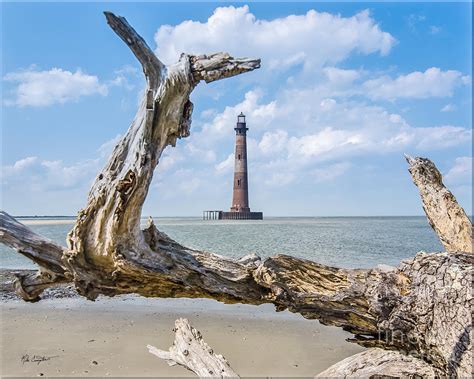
1;2;472;216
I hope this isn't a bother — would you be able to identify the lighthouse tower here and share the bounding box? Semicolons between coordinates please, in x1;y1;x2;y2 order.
231;112;250;212
202;113;263;220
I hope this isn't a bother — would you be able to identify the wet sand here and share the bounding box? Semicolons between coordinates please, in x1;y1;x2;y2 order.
1;295;365;377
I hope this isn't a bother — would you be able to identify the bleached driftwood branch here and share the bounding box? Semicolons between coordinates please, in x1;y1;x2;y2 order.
0;211;68;301
148;318;239;378
406;155;472;253
0;12;472;377
315;348;439;377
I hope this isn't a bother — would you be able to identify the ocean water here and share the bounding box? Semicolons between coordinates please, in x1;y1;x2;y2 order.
0;217;443;270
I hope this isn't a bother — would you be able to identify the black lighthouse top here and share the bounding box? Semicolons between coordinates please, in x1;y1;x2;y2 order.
235;112;249;135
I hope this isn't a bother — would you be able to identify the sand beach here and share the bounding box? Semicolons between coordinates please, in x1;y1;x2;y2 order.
1;269;364;377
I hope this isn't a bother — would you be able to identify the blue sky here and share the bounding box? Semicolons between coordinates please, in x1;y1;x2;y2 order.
1;2;472;216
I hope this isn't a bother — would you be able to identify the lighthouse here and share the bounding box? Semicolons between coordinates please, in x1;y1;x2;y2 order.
231;112;250;212
203;113;263;220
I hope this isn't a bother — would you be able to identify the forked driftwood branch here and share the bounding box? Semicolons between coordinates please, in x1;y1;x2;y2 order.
0;12;472;378
148;318;239;378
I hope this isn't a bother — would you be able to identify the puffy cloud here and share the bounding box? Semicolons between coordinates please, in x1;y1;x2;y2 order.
159;148;184;172
185;143;216;163
2;156;99;191
4;156;39;172
363;67;471;100
444;157;472;185
3;68;108;107
185;84;471;190
413;126;471;150
323;67;361;84
183;90;276;166
154;6;395;70
215;153;235;174
258;130;288;155
288;128;357;159
199;90;276;138
1;134;121;191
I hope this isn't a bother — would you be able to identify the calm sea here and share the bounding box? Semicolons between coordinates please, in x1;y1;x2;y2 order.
1;217;444;270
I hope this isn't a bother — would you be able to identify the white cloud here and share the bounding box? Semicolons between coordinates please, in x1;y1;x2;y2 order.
184;85;471;190
4;68;108;107
2;156;99;191
215;153;235;174
288;128;356;159
323;67;361;84
363;67;470;100
312;162;351;182
9;156;38;171
154;5;395;70
187;90;277;158
159;148;184;172
1;134;121;191
185;144;216;163
258;130;288;155
441;103;456;112
444;157;472;185
413;125;471;150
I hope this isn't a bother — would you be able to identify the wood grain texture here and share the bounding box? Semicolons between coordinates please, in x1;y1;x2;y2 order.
406;155;472;253
315;348;439;377
148;318;239;378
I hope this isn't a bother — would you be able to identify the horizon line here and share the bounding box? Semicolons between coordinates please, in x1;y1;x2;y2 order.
12;214;441;218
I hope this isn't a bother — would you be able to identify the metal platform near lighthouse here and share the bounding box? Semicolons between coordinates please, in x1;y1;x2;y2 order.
203;113;263;220
203;210;263;220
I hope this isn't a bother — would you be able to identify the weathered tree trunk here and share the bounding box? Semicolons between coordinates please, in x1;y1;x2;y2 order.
0;12;472;378
406;155;472;253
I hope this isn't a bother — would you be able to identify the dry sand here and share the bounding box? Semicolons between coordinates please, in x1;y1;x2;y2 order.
1;295;365;377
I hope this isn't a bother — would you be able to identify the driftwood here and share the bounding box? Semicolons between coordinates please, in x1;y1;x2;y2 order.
406;155;472;253
0;12;472;378
0;212;68;301
148;318;239;378
316;348;438;377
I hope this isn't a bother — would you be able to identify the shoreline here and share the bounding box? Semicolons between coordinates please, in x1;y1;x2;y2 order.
1;269;365;377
